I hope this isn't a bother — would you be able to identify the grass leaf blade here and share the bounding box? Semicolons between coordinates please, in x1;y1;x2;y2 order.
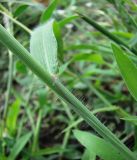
112;43;137;101
40;0;57;23
78;12;137;55
8;132;32;160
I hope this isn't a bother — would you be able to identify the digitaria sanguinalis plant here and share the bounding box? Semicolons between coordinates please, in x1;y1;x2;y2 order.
0;20;136;160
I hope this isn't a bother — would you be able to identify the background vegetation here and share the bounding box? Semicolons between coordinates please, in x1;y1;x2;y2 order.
1;0;137;159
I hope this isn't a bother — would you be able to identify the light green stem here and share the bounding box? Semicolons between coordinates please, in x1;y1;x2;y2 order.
32;109;43;153
0;9;31;34
0;24;136;160
3;6;14;121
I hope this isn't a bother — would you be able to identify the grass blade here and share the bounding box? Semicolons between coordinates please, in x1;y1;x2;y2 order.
40;0;57;23
13;4;28;18
77;12;137;55
59;15;79;28
8;132;32;160
53;21;64;61
112;43;137;101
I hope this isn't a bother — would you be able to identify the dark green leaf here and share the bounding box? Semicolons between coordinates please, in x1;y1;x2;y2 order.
40;0;57;23
13;4;28;18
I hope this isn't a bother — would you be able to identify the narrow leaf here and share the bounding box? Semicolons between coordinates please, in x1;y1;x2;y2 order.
33;146;64;156
77;12;128;47
40;0;57;23
8;132;32;160
30;20;58;74
72;53;104;64
59;15;79;28
121;116;137;125
6;99;21;135
13;4;28;18
78;12;137;55
53;21;64;61
112;43;137;101
74;130;124;160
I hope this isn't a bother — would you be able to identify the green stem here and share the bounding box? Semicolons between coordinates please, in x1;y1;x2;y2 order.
63;106;119;133
32;109;43;153
59;102;74;158
3;7;14;122
0;9;31;34
0;3;9;14
0;24;136;160
3;50;13;119
60;128;71;159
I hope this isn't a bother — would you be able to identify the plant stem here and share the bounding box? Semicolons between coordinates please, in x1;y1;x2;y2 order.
32;109;43;153
3;6;14;122
0;4;31;34
3;50;13;119
63;106;119;133
59;102;74;159
0;24;136;160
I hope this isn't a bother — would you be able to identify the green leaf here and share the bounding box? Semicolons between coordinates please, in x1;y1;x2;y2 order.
33;146;64;156
36;88;47;107
6;99;21;136
77;12;128;48
129;33;137;48
15;60;27;74
59;15;79;28
53;21;64;61
8;132;32;160
82;149;96;160
30;20;58;74
112;43;137;101
0;155;7;160
40;0;58;23
74;130;124;160
72;53;104;64
78;12;137;55
121;116;137;125
13;4;28;18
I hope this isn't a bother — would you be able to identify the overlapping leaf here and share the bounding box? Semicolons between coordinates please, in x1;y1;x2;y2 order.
30;20;58;74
